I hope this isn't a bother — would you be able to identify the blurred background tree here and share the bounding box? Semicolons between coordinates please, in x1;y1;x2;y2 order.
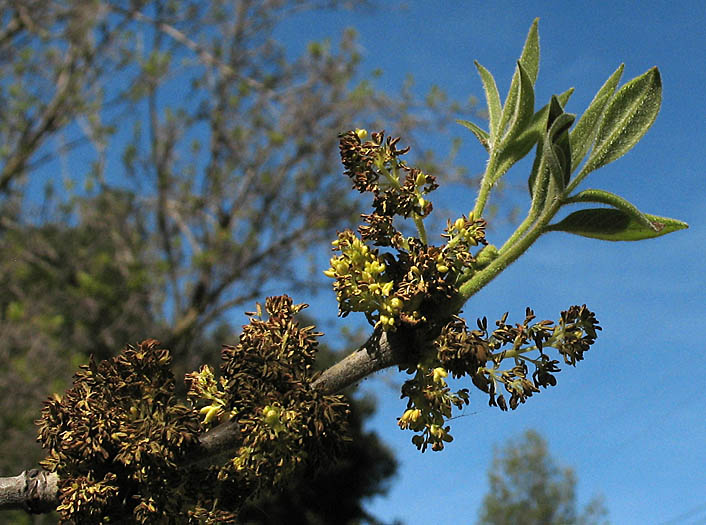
477;429;609;525
0;1;478;522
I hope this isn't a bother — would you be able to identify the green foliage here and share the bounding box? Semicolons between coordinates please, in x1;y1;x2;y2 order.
457;18;684;261
0;193;157;476
545;208;687;241
477;430;608;525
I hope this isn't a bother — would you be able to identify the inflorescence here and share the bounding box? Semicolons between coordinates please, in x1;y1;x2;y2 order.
37;297;349;523
327;130;601;452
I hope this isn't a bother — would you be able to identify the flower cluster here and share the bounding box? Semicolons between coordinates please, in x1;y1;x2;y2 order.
37;298;349;522
327;130;487;331
398;361;469;452
328;130;603;452
396;306;600;451
212;296;349;495
323;230;401;328
37;339;202;523
339;129;437;221
471;306;600;412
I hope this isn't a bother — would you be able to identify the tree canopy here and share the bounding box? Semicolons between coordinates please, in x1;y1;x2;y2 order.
477;430;609;525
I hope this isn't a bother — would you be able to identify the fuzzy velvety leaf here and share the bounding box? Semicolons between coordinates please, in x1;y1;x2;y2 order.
496;18;539;144
542;109;575;191
570;64;624;172
580;67;661;178
474;61;502;143
457;119;490;151
526;89;572;193
545;208;688;241
519;18;540;85
528;91;575;197
492;62;535;181
564;189;658;231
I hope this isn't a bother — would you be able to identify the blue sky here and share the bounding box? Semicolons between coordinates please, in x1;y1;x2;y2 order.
277;2;705;524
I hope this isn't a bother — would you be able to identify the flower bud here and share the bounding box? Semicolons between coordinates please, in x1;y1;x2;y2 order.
263;405;281;427
432;367;448;384
203;405;220;424
335;260;349;274
355;128;368;140
382;281;394;296
429;424;443;438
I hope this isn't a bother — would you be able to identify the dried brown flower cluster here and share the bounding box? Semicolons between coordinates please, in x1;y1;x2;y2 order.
207;296;349;493
36;298;349;523
37;340;202;522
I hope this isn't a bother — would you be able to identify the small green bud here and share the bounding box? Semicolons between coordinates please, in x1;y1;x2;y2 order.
355;128;368;140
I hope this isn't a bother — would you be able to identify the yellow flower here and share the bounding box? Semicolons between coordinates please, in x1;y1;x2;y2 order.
432;367;448;384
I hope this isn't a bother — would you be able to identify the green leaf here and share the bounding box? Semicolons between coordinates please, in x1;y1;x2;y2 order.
545;208;688;241
497;61;535;145
570;64;624;172
457;119;490;151
528;90;575;196
580;67;661;178
519;18;540;85
564;188;658;231
474;61;502;142
496;18;540;142
492;62;535;181
542;111;575;191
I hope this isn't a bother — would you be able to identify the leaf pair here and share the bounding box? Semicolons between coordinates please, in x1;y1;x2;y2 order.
548;65;686;241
